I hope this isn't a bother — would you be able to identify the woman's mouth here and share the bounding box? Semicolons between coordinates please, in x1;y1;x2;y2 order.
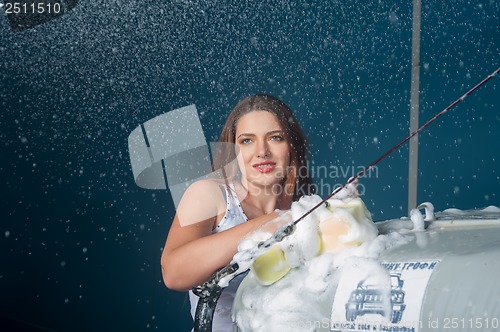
252;162;276;173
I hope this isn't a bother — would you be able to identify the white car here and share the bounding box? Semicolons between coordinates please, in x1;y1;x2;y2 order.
232;207;500;332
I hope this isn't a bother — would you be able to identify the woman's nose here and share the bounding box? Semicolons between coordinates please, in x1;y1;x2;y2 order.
256;140;270;158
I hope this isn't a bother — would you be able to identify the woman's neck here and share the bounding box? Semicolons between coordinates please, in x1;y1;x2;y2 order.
235;180;280;215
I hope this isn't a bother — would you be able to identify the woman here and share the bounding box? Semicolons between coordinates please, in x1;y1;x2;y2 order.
161;94;314;330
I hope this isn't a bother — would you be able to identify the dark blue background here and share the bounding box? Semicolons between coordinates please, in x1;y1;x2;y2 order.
1;1;498;331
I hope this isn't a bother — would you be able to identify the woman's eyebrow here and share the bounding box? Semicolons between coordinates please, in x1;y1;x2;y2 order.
237;130;283;139
236;133;255;139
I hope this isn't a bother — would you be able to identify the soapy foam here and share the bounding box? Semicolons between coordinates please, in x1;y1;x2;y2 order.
233;194;414;331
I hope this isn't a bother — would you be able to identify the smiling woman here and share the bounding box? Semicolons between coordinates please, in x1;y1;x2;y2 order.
235;112;291;201
160;94;315;331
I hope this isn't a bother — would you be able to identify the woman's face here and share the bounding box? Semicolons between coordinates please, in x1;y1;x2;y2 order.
235;111;290;192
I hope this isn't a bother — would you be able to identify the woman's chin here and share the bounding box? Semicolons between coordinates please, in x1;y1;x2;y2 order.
247;177;284;191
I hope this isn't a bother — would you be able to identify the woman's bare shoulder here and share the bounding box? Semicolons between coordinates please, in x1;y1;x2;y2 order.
175;179;226;226
183;179;226;199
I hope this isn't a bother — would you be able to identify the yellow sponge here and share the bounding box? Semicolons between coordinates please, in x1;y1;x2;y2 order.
251;246;291;286
320;198;370;253
319;217;361;252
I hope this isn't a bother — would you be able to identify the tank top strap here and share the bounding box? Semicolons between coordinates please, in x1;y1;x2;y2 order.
213;182;249;233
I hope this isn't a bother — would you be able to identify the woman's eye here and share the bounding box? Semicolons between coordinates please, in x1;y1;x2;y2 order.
270;135;284;141
240;138;252;144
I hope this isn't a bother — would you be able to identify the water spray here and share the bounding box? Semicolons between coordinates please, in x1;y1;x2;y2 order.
193;67;499;332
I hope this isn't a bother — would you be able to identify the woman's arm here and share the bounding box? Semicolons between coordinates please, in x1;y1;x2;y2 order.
160;180;280;291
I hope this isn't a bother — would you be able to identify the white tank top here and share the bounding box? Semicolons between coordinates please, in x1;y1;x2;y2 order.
189;183;249;331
